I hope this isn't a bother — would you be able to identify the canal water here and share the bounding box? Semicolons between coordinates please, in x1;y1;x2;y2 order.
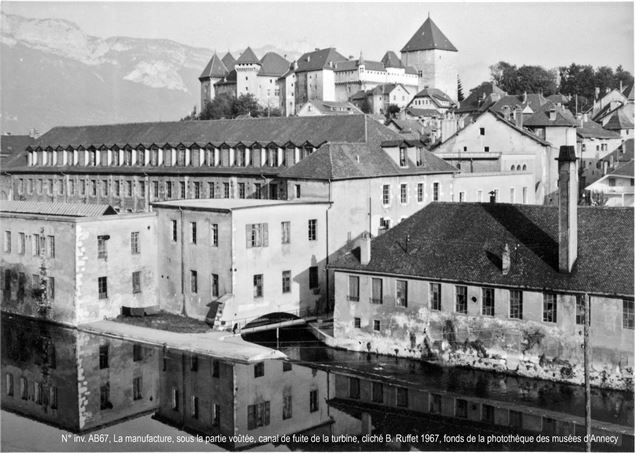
1;314;633;452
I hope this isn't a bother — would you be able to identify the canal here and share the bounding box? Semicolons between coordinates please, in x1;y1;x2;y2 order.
1;314;633;452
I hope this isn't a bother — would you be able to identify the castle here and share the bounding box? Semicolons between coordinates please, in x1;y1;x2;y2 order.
199;16;459;116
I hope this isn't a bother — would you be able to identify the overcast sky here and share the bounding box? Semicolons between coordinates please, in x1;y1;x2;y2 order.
2;1;634;90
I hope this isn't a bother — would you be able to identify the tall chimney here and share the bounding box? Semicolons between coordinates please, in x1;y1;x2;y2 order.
557;145;578;273
359;231;372;265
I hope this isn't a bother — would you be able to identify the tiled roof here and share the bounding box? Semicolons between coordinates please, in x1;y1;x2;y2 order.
576;119;622;139
524;102;578;127
302;100;362;115
222;52;236;71
295;48;348;73
349;90;368;101
331;202;634;297
369;84;400;95
258;52;290;77
28;115;387;150
413;87;454;105
547;93;570;105
490;93;548;115
215;69;237;86
624;84;634;101
401;17;457;53
604;109;635;130
334;59;385;72
278;141;457;181
406;108;443;118
199;54;228;80
1;134;35;156
235;47;260;65
0;200;117;217
608;159;634;178
457;82;507;114
601;138;634;165
381;51;403;69
404;66;418;75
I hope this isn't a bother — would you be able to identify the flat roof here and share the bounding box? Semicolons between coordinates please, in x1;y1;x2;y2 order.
152;198;331;212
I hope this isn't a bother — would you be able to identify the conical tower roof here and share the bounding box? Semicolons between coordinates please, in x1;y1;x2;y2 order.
199;53;228;80
222;52;236;71
236;47;261;65
401;16;457;53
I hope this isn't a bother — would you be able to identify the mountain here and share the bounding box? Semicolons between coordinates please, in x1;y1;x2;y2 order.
0;12;301;135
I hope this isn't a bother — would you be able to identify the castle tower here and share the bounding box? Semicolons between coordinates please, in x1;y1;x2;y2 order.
198;53;228;112
400;15;458;100
235;47;261;99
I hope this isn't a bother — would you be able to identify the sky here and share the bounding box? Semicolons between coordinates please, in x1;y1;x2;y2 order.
1;1;634;91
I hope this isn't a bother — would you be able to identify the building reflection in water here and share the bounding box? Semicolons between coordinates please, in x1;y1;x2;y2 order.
1;315;633;451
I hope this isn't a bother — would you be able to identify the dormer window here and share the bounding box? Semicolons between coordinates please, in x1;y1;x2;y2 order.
399;147;407;167
548;109;557;121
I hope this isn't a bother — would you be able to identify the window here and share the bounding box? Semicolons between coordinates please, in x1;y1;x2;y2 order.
455;286;467;314
417;183;424;202
379;217;391;230
167;181;173;198
509;410;522;428
133;344;143;361
354;317;361;328
5;373;13;396
349;377;360;399
482;404;495;423
126;180;133;197
309;266;319;289
480;127;485;136
98;277;108;299
309;389;319;412
400;184;408;204
18;233;25;255
47;277;55;300
543;293;557;323
396;387;408;408
246;223;268;248
132;271;141;294
208;182;215;198
510;290;523;319
433;182;439;201
139;180;146;197
308;219;317;241
382;184;391;205
575;295;589;325
237;182;245;199
372;382;383;403
282;271;291;293
211;274;219;298
399;147;407;167
50;386;58;409
371;278;383;304
247;402;270;429
152;181;159;199
180;181;186;198
190;270;198;294
212;403;220;426
254;362;265;378
223;182;230;198
190;355;198;371
133;377;142;400
190;222;197;244
623;299;634;329
283;393;292;420
212;360;220;378
100;383;111;410
99;344;109;369
130;232;140;254
20;377;28;400
97;235;108;259
3;231;10;253
430;394;442;414
484;146;490;152
113;181;120;197
482;288;495;316
47;236;55;258
207;223;218;247
171;388;179;410
295;184;301;198
373;320;381;331
348;276;360;301
171;220;178;242
281;221;290;244
253;274;263;298
102;180;109;196
396;280;408;307
456;399;468;418
254;183;262;199
193;182;200;199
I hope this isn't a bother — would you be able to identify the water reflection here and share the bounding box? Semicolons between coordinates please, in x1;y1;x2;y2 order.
1;315;633;452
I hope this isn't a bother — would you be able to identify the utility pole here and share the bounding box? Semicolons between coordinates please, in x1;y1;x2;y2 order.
584;292;591;453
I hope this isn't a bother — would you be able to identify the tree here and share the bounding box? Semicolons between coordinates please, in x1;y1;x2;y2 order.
232;93;262;118
199;93;234;120
386;104;400;119
490;61;558;95
457;75;464;102
615;65;634;92
489;61;518;92
359;98;371;114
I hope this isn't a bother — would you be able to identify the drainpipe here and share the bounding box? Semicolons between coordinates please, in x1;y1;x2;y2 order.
179;206;187;316
325;179;333;312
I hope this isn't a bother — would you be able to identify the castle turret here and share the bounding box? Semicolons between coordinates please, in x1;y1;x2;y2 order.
400;15;458;100
199;53;228;112
235;47;261;98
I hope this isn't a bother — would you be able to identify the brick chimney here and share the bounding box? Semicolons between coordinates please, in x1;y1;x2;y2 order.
557;145;578;273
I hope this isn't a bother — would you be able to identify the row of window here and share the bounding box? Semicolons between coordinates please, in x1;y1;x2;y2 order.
348;277;634;329
5;374;57;408
99;377;143;410
3;232;55;258
171;219;318;247
3;270;55;300
27;145;315;169
455;187;529;204
96;272;143;299
97;232;141;259
347;377;409;407
16;178;295;202
381;182;440;206
98;343;146;369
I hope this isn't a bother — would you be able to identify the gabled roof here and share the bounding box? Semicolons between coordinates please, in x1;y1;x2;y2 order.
258;52;290;77
413;87;454;105
381;51;404;69
490;93;548;115
222;52;236;71
295;48;348;73
27;115;394;151
0;200;117;217
576;119;621;139
608;159;634;178
334;59;385;72
349;90;368;101
199;54;228;80
406;108;444;118
457;82;507;114
624;84;634;101
401;16;457;53
369;84;400;96
604;109;635;130
601;139;634;165
1;134;35;156
278;141;456;181
524;102;577;127
235;47;260;65
214;69;237;86
404;66;418;75
331;202;634;297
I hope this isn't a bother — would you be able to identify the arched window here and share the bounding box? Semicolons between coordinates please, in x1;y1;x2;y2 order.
522;164;527;171
510;165;516;171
